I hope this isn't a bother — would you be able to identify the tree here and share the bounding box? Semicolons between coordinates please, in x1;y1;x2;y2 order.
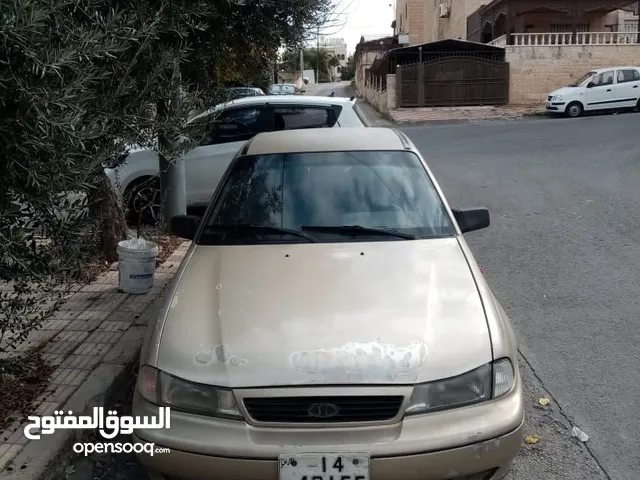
0;0;339;355
340;55;356;81
279;48;339;82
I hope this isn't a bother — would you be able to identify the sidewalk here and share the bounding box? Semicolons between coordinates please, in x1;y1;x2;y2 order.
390;105;546;124
0;240;190;475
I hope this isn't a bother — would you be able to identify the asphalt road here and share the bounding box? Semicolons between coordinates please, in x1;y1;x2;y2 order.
397;112;640;480
67;91;639;480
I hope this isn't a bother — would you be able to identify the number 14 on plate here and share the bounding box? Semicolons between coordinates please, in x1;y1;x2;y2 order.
279;453;370;480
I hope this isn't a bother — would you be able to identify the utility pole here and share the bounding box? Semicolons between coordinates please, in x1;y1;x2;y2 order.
300;48;304;85
316;25;320;84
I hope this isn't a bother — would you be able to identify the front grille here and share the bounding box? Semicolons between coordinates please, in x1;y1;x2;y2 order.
243;395;404;423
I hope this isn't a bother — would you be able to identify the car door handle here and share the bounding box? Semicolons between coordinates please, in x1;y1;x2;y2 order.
606;89;612;92
633;85;638;88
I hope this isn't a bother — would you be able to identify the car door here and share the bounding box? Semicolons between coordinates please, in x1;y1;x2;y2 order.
183;105;273;206
614;68;640;108
585;70;616;111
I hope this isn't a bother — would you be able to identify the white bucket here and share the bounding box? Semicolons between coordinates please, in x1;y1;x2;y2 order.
117;238;159;294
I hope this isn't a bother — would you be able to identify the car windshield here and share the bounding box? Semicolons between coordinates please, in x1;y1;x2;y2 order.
199;150;455;245
572;71;596;87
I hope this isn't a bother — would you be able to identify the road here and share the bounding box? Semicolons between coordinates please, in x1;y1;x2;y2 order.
68;91;639;480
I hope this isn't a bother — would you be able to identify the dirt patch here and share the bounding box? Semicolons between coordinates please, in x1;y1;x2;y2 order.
0;346;55;431
155;235;183;266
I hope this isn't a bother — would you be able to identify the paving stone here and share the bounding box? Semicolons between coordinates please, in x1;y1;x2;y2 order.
0;421;28;446
36;384;76;404
33;401;60;416
41;353;66;366
74;310;112;322
0;444;22;469
66;319;103;332
85;330;123;344
59;354;102;370
50;368;90;387
96;320;131;332
73;343;113;357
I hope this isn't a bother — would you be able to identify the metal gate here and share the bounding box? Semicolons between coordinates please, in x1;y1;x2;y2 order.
397;55;510;107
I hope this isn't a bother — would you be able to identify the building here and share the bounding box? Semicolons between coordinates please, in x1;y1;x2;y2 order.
360;0;640;109
319;37;348;80
395;0;488;44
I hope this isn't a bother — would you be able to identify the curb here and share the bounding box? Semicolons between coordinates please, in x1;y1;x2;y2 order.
3;291;168;480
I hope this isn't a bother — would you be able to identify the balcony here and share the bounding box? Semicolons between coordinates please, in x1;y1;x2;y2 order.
488;31;640;47
511;31;640;45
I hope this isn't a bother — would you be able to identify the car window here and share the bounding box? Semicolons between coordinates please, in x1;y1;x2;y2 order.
617;69;640;83
592;70;614;86
272;106;336;130
200;150;455;245
268;85;282;94
199;107;270;146
282;85;296;94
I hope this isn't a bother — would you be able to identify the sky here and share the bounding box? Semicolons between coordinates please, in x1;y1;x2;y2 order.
324;0;395;54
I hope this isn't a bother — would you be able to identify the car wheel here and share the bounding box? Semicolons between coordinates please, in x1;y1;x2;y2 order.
565;102;583;118
125;177;161;226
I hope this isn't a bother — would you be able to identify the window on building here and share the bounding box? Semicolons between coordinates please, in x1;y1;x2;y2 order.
624;20;638;32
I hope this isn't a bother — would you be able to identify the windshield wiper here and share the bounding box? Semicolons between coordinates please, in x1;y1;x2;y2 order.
301;225;418;240
204;224;319;243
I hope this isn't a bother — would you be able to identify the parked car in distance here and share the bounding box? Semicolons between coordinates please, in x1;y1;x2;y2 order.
104;95;367;223
546;66;640;117
133;127;524;480
225;87;265;100
267;83;299;95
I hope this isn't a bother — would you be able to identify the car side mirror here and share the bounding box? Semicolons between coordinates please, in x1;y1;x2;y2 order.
170;215;201;240
586;82;595;88
452;208;490;234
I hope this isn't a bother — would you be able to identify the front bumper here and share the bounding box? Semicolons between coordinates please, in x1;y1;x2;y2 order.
133;373;524;480
545;100;566;112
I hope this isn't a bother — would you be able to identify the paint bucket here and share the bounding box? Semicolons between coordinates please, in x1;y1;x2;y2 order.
117;238;158;294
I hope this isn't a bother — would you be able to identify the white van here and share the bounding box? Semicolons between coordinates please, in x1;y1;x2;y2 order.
545;66;640;117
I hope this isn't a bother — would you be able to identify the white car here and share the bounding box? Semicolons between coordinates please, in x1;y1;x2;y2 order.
546;66;640;117
104;95;368;222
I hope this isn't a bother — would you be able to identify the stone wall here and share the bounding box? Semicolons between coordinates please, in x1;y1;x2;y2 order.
507;45;640;104
359;74;397;114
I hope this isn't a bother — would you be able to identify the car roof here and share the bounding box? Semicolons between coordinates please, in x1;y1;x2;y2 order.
591;66;639;73
245;128;408;156
189;95;356;123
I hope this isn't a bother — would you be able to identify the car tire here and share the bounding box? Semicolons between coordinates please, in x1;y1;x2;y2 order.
124;177;161;226
565;102;583;118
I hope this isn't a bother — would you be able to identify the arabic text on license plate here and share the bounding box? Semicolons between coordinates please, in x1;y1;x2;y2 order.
279;453;370;480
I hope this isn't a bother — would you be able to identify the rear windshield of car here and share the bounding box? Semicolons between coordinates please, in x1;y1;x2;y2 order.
199;150;455;245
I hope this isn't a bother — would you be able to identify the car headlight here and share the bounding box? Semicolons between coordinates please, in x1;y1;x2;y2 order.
552;94;563;101
404;358;515;416
138;365;242;419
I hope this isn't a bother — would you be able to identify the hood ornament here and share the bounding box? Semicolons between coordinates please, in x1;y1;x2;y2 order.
307;403;340;419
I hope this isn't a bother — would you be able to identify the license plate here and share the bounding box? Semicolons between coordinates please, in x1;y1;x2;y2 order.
279;453;370;480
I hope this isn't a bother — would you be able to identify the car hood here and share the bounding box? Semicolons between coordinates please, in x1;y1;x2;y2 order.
156;239;492;387
549;86;581;97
